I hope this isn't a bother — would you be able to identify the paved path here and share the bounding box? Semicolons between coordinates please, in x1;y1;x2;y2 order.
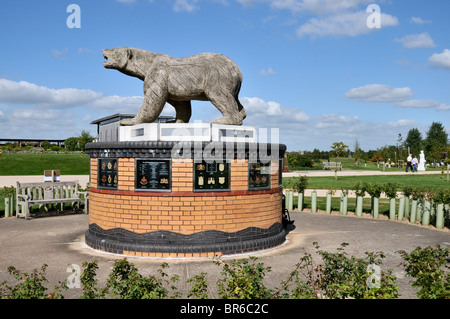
0;212;448;300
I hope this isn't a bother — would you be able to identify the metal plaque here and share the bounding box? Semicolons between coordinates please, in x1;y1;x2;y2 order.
136;159;171;191
194;161;230;191
248;160;271;190
98;159;118;189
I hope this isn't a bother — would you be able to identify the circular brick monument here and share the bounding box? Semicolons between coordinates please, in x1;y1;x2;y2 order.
84;119;287;257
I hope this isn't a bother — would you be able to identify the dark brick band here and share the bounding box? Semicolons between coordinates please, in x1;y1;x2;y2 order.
85;222;286;256
85;141;286;159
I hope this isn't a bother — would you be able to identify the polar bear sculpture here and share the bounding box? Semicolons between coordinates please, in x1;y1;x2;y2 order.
102;47;246;126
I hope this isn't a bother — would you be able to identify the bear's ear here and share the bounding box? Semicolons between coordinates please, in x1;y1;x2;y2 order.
127;49;133;59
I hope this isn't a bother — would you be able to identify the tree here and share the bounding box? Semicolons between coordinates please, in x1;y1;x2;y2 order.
64;137;79;151
397;133;404;163
404;128;423;158
353;139;364;166
424;122;448;162
331;142;348;158
41;141;51;150
78;130;95;151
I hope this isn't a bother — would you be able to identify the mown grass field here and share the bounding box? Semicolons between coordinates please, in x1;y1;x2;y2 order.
0;153;90;214
0;153;89;175
283;174;450;192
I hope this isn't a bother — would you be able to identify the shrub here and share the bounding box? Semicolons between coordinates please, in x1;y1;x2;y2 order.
398;246;449;299
105;259;180;299
383;182;398;199
354;182;366;197
292;175;309;194
0;264;67;299
365;182;383;198
214;256;274;299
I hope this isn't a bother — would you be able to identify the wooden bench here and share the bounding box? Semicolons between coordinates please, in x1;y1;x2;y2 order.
16;181;88;220
322;162;342;170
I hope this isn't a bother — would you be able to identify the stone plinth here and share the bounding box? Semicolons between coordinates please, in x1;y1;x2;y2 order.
119;123;257;143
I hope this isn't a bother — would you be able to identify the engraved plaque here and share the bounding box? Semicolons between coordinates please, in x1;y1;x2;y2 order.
136;159;171;191
249;160;271;190
98;159;118;189
194;161;229;191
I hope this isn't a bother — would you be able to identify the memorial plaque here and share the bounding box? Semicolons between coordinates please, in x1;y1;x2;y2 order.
248;160;271;190
194;161;230;191
136;159;171;191
98;159;118;189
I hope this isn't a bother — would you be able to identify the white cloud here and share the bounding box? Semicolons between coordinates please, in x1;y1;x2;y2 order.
314;114;359;129
90;95;143;112
387;119;417;128
0;79;103;108
345;84;415;102
395;99;449;111
52;48;69;59
296;10;398;38
429;49;450;70
410;17;431;25
269;0;303;12
173;0;198;12
240;96;309;124
395;99;440;109
240;97;282;116
395;32;435;49
0;79;147;115
297;0;371;15
259;67;276;76
437;104;450;111
78;48;97;54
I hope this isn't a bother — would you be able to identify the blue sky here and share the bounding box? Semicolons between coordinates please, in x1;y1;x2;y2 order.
0;0;449;152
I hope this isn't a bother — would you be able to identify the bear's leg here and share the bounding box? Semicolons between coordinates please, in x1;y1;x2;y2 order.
120;76;168;125
168;100;192;123
208;92;243;126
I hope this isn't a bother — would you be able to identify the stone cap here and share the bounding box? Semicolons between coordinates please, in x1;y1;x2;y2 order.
85;140;286;160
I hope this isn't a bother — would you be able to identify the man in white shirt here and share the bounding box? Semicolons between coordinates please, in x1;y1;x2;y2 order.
406;154;413;172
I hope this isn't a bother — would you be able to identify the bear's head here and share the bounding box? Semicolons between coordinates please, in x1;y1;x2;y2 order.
103;47;133;70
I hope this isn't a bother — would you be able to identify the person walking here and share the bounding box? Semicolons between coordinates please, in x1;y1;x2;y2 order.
406;153;413;172
412;155;418;172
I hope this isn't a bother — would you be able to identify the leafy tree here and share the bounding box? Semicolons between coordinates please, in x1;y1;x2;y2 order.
64;137;79;151
41;141;51;150
404;128;423;158
424;122;448;162
78;130;95;151
331;142;348;158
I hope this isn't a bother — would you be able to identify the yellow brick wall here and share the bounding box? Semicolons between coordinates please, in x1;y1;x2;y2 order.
89;158;282;235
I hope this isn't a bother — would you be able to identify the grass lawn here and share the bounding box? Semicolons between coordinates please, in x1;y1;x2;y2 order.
318;157;443;172
283;174;450;191
0;153;89;175
0;153;89;215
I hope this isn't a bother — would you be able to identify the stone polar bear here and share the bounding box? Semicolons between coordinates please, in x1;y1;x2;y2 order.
103;47;246;126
